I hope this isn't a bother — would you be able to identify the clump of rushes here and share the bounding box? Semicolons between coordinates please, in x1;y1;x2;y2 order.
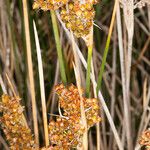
48;84;101;149
0;95;35;150
139;129;150;150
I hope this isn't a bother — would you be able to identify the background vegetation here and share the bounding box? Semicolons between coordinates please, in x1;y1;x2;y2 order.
0;0;150;149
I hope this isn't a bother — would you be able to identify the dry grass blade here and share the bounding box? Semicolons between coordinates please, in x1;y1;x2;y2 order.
0;75;7;94
22;0;39;146
0;135;9;150
122;0;134;149
116;2;133;149
71;32;88;150
33;21;49;147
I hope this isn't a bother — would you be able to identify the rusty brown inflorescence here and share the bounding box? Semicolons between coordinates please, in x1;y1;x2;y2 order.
48;84;101;149
60;1;95;38
139;129;150;150
33;0;70;10
33;0;99;38
0;84;101;149
0;95;35;150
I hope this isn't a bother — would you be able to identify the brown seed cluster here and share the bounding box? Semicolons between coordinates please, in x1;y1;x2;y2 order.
48;84;101;149
49;117;84;149
55;84;101;127
33;0;69;10
60;1;95;37
139;129;150;150
0;95;35;150
33;0;99;38
0;84;101;149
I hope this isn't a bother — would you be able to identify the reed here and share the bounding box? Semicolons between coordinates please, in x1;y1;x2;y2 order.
22;0;39;146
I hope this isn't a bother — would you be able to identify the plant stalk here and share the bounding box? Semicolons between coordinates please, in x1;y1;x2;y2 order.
22;0;39;146
96;0;118;94
50;10;67;84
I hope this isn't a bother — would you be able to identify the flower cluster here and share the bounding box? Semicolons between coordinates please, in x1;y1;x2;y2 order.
0;84;101;149
33;0;69;10
48;84;101;149
49;117;84;149
33;0;99;38
60;1;95;38
0;95;35;150
55;84;101;128
139;129;150;150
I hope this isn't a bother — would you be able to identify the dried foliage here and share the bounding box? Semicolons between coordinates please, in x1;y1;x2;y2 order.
139;129;150;150
134;0;150;8
48;84;101;149
0;0;150;149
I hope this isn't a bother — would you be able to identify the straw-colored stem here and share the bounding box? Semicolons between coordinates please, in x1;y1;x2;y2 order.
71;32;88;150
91;59;101;150
22;0;39;146
96;0;118;94
85;45;92;97
5;74;16;97
0;135;9;150
50;10;67;84
33;21;49;147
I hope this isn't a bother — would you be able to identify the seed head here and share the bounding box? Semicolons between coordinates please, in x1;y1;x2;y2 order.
139;129;150;150
60;1;95;38
48;84;101;149
0;95;35;150
33;0;70;10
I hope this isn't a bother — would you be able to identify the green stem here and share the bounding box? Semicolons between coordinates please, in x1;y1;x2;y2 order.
96;0;118;94
96;37;111;94
50;10;67;84
85;45;93;97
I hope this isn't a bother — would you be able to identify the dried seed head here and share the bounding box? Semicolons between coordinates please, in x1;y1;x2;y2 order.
139;129;150;150
60;1;95;38
49;117;84;149
33;0;70;10
49;84;101;149
0;95;35;150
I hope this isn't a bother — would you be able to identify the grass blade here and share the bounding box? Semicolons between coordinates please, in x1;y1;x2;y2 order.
22;0;39;146
33;21;49;147
50;10;67;84
96;0;119;94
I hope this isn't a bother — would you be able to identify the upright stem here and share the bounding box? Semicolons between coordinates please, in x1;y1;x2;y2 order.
71;32;88;150
96;0;118;94
33;22;49;147
50;10;67;84
22;0;39;146
85;45;93;97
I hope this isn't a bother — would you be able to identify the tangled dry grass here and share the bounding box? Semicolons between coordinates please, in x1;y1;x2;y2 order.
0;0;150;150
